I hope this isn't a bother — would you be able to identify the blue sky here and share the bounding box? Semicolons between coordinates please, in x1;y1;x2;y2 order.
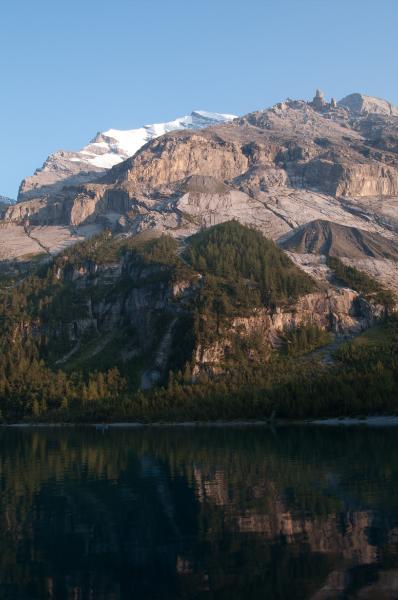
1;0;397;199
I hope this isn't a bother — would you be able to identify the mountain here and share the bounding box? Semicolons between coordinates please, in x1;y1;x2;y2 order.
9;90;398;226
0;195;15;219
17;110;237;202
1;91;398;423
4;90;398;294
0;220;392;422
338;93;398;116
70;111;238;170
281;219;398;261
0;195;14;205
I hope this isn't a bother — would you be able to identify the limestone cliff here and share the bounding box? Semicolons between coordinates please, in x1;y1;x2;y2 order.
17;111;236;203
6;92;398;234
193;289;383;376
3;91;398;301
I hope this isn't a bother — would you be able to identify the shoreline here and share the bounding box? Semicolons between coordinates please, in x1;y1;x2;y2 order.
307;416;398;426
3;416;398;428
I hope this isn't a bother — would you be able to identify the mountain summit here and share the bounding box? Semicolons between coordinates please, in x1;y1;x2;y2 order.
2;90;398;294
338;93;398;116
1;90;398;413
18;110;236;202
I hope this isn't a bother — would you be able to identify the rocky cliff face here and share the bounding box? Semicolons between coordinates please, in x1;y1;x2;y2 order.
113;132;249;191
0;195;14;205
193;289;383;376
0;195;15;219
3;91;398;297
23;249;196;388
338;93;398;116
24;239;383;387
7;92;398;230
17;111;237;204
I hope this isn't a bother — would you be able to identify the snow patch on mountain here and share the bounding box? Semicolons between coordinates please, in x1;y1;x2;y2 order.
18;110;237;202
70;110;237;170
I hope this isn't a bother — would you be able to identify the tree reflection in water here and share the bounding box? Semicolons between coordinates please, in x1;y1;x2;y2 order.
0;426;398;599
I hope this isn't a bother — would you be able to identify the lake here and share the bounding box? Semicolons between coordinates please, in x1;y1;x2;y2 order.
1;425;398;599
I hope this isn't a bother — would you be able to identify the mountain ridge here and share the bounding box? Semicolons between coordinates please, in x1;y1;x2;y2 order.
280;219;398;261
338;92;398;116
17;110;237;202
2;90;398;295
1;89;398;420
0;220;392;422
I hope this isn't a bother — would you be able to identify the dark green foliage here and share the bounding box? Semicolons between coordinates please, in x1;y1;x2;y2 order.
165;314;196;374
0;233;185;420
59;231;119;265
1;223;397;423
125;234;193;285
0;340;127;421
185;221;317;352
34;317;398;423
282;324;332;356
56;231;180;270
129;234;180;266
156;319;397;420
186;221;316;308
0;229;207;421
327;256;395;310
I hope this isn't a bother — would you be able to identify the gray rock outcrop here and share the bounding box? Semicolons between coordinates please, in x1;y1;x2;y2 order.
3;90;398;296
338;93;398;116
281;219;398;260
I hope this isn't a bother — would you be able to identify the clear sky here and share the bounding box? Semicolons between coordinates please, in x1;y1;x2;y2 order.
1;0;397;199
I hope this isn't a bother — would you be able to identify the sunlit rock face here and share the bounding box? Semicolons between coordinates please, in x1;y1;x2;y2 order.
192;288;384;376
8;92;398;233
16;111;237;203
338;92;398;116
3;91;398;295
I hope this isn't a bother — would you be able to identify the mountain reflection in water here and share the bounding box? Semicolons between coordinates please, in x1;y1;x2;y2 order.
0;426;398;599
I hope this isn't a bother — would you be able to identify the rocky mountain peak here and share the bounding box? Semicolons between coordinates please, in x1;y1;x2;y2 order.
3;90;398;298
338;93;398;116
17;110;237;203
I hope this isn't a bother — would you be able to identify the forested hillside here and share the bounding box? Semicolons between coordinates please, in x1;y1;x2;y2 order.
0;222;396;422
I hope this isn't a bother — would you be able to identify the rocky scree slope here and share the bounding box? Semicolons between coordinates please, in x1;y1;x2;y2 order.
281;219;398;261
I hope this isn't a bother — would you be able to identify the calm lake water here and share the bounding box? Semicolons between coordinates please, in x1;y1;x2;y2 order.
1;426;398;599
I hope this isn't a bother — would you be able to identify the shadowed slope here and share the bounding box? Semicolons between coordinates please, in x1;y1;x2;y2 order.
281;219;398;260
